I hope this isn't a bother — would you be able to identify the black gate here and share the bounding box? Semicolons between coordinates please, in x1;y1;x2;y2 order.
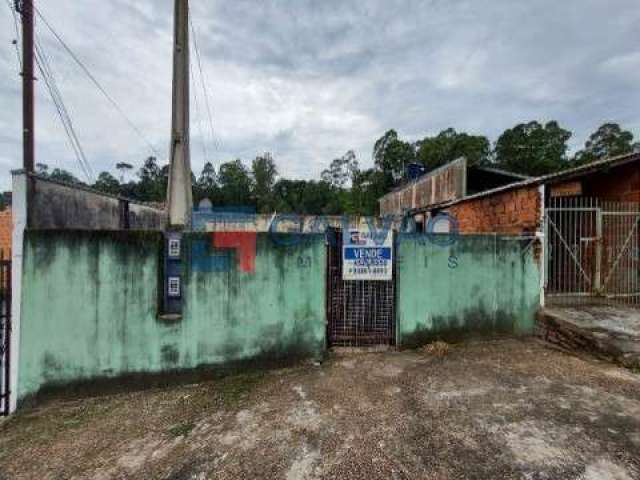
0;250;11;416
326;229;396;347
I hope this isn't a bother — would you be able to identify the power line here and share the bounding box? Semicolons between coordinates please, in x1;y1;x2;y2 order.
190;58;209;167
33;5;161;159
4;0;21;71
34;35;93;181
189;14;217;156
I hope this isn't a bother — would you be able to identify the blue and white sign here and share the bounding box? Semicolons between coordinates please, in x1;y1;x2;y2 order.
343;230;393;281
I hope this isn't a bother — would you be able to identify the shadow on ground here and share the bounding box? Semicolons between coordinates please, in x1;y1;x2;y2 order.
1;338;639;479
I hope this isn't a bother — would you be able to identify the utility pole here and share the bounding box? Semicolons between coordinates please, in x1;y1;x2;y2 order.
166;0;193;228
19;0;35;173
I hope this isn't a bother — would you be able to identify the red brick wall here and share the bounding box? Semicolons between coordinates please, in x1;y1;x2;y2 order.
582;163;640;202
0;209;11;256
446;185;541;235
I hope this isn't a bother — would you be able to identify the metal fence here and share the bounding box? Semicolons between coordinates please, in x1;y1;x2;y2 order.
326;230;396;347
545;197;640;306
0;249;11;416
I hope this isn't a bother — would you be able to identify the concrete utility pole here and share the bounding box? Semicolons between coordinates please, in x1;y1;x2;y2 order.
166;0;193;228
20;0;35;173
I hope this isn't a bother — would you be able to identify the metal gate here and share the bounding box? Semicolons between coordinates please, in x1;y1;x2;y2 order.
326;229;396;347
0;250;11;416
545;197;640;306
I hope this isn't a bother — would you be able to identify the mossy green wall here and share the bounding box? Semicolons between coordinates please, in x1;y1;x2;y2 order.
18;231;326;401
397;234;540;347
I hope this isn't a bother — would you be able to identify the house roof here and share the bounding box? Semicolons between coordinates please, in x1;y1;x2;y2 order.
411;151;640;213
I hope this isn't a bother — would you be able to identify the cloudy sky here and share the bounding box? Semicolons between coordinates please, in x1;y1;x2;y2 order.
1;0;639;190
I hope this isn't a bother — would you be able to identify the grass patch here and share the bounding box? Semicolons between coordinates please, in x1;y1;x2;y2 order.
216;371;266;407
168;421;195;438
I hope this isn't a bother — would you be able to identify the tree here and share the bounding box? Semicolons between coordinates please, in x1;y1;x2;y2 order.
135;156;167;201
321;150;359;189
218;159;252;206
49;168;83;185
35;163;49;176
273;179;342;215
573;123;638;166
116;162;133;183
346;168;389;216
373;130;416;181
416;128;490;171
194;161;221;205
93;172;121;195
493;121;572;176
251;153;278;213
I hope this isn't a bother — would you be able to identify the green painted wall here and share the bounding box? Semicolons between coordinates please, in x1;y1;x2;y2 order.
18;229;540;401
397;234;540;347
18;231;326;401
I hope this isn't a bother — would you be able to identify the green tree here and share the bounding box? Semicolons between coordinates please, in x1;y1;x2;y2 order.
494;121;572;176
49;168;83;185
416;128;490;171
573;123;638;166
116;162;134;183
251;153;278;212
373;130;416;181
35;163;49;176
218;159;252;206
346;168;389;215
273;179;342;215
194;161;221;205
321;150;359;188
135;156;167;201
93;172;121;195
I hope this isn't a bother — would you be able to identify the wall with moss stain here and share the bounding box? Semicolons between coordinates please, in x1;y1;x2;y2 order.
18;231;326;401
397;234;540;347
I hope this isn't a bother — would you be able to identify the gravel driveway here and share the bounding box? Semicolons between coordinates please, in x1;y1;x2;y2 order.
1;338;639;479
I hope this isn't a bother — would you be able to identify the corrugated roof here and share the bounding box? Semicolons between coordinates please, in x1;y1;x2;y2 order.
411;151;640;213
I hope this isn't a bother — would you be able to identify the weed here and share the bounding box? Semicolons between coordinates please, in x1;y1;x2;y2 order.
168;421;195;438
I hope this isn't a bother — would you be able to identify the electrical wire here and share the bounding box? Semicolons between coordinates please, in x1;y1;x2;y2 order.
35;35;93;181
189;13;217;155
4;0;22;71
34;4;161;159
190;58;209;167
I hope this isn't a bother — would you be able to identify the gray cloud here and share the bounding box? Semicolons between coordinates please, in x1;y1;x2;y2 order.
1;0;639;190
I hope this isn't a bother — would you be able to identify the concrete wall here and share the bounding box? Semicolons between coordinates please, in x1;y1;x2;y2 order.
397;234;540;346
17;231;326;402
26;173;165;230
445;184;541;235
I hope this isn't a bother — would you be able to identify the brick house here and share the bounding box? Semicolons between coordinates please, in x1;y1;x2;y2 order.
416;152;640;236
404;152;640;307
0;208;11;256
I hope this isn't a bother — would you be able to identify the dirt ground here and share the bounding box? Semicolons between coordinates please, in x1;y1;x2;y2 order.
1;338;640;480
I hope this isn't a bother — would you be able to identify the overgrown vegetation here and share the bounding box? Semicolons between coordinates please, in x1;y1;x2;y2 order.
38;121;639;216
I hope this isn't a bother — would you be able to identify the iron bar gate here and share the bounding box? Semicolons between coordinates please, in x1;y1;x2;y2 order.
545;197;640;306
0;250;11;416
326;229;396;347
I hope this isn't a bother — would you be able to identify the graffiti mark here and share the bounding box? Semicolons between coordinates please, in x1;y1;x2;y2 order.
448;255;459;269
212;232;257;273
191;239;233;272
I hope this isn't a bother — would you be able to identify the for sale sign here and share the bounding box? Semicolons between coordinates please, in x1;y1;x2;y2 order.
342;230;393;281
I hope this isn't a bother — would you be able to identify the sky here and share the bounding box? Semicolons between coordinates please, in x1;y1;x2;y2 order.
1;0;639;191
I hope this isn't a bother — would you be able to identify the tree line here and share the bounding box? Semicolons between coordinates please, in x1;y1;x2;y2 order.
36;121;639;216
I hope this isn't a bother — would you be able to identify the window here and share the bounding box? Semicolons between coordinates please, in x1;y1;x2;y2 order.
167;276;181;297
168;238;181;258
